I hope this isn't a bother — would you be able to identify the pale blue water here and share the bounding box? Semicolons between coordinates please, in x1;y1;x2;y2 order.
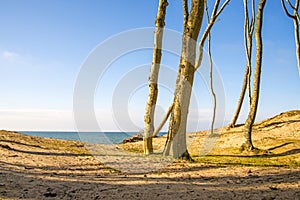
20;131;167;144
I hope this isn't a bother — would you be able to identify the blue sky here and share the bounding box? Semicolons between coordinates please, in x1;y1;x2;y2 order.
0;0;299;131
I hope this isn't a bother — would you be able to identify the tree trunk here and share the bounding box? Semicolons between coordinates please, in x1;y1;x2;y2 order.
228;0;254;129
152;104;173;137
293;9;300;75
242;0;266;151
228;65;250;128
164;0;205;159
281;0;300;75
144;0;168;155
205;4;217;134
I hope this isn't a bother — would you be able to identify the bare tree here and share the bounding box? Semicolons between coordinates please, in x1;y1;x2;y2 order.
163;0;230;160
205;3;217;135
144;0;168;155
163;0;205;160
195;0;231;69
281;0;300;75
228;0;255;128
242;0;266;151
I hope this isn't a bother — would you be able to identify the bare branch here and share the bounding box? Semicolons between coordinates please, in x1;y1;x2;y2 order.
215;0;230;18
211;0;221;19
296;13;300;24
228;0;253;128
244;0;250;50
249;0;255;35
295;0;299;8
244;0;253;104
294;0;300;21
295;0;300;9
205;3;217;135
152;104;173;137
281;0;296;19
281;0;300;75
195;0;230;69
287;0;296;10
183;0;189;29
245;0;249;30
205;0;211;20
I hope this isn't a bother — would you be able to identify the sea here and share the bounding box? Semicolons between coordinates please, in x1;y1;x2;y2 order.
19;131;167;145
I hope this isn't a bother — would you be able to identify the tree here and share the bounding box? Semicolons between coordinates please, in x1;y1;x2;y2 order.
242;0;267;151
163;0;205;160
228;0;255;128
206;2;217;135
281;0;300;75
144;0;168;155
163;0;230;160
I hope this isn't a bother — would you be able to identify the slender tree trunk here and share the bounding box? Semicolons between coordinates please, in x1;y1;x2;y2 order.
205;3;217;134
152;104;173;137
293;10;300;75
242;0;266;151
228;0;254;128
281;0;300;75
195;0;230;70
164;0;205;160
144;0;168;155
228;65;250;128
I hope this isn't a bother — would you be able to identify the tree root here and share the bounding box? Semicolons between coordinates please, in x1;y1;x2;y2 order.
178;150;194;162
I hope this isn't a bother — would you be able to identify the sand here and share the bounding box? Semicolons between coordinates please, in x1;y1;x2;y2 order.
0;110;300;199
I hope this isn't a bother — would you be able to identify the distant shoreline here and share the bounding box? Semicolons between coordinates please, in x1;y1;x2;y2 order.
18;131;167;145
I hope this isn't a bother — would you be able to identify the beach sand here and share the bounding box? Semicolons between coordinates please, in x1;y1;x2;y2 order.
0;110;300;199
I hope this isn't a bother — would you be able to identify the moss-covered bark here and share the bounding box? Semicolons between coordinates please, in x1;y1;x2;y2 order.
164;0;205;159
144;0;168;155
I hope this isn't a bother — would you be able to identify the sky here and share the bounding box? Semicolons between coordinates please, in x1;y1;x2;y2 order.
0;0;299;132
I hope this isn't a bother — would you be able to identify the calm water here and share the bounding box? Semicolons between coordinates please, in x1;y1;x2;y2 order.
20;131;167;144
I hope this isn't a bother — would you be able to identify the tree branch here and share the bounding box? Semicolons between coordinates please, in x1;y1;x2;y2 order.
281;0;296;19
249;0;255;35
205;3;217;135
295;0;300;23
195;0;230;70
183;0;189;29
287;0;296;10
152;104;173;137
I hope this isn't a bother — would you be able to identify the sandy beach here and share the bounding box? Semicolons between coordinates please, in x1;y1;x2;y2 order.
0;110;300;199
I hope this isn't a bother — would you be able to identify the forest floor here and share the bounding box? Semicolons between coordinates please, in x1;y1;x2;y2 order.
0;110;300;199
